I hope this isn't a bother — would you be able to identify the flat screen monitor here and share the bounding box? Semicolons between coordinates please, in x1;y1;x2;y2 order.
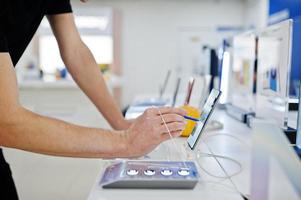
290;17;301;96
256;19;293;128
230;32;257;112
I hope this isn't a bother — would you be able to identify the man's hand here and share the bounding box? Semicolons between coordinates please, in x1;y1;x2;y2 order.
123;107;187;158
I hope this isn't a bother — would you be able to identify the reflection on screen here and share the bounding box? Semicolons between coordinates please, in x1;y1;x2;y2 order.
258;37;282;95
187;89;221;149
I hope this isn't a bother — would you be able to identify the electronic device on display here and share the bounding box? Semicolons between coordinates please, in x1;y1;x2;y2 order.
187;89;222;150
220;33;257;124
230;32;257;112
256;19;293;128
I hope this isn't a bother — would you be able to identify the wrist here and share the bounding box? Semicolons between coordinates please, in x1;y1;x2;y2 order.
113;119;131;130
113;129;131;157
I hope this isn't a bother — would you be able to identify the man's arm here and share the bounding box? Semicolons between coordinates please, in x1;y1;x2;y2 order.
0;53;125;158
0;53;186;158
48;13;128;130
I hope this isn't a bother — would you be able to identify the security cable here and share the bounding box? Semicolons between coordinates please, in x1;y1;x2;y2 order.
156;106;188;169
156;106;249;199
199;139;250;200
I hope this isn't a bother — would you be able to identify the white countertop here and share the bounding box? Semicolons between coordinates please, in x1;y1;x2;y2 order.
87;107;301;200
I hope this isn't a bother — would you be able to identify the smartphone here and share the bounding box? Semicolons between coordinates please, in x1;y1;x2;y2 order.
187;89;222;150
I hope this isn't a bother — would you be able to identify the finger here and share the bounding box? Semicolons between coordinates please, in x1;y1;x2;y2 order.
155;107;187;116
158;122;186;134
155;114;185;124
160;131;182;141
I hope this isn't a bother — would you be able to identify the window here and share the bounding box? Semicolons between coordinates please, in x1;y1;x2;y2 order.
38;8;114;81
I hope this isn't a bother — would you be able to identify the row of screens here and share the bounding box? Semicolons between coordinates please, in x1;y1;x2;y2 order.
224;20;293;128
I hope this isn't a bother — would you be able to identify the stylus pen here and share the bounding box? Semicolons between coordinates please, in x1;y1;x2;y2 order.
184;116;200;122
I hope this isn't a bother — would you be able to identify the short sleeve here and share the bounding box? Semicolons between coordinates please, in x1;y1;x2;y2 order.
45;0;72;15
0;32;8;52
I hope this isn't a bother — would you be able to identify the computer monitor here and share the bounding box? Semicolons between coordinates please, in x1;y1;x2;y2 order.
230;32;257;112
256;19;293;128
290;17;301;96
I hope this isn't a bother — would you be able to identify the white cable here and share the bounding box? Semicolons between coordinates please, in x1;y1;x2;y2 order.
195;152;243;179
199;138;249;200
189;133;245;179
154;107;249;199
195;132;251;179
155;107;188;169
186;131;249;199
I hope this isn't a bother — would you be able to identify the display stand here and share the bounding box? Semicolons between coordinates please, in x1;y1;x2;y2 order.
99;160;199;189
294;84;301;158
283;127;297;144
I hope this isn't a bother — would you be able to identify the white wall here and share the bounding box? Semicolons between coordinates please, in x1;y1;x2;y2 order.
72;0;247;106
244;0;269;29
16;0;265;107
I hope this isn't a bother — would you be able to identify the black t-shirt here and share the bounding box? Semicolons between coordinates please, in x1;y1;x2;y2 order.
0;0;73;66
0;2;72;197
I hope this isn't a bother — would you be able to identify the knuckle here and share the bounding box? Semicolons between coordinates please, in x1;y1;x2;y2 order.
145;108;154;117
147;108;155;115
145;108;151;114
